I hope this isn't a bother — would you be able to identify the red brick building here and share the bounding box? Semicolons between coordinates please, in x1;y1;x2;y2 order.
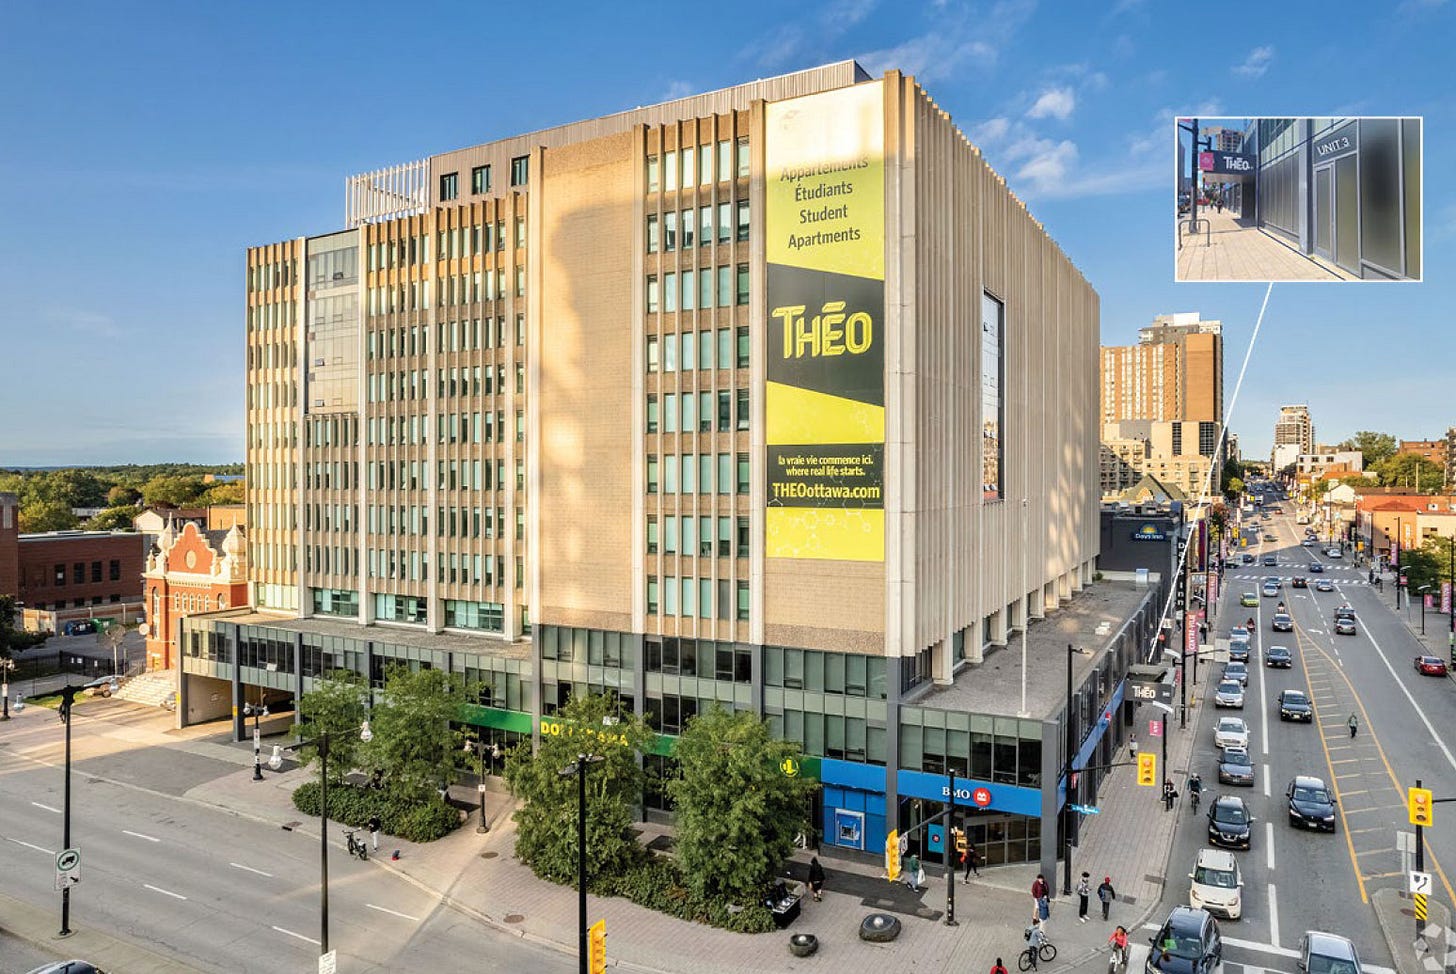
143;519;249;670
0;494;19;599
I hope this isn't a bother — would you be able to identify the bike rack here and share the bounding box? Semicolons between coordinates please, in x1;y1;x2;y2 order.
1177;217;1211;251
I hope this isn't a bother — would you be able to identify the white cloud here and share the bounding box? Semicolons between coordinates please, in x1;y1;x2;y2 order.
1232;46;1274;78
46;309;121;338
857;0;1036;82
971;116;1011;146
1026;86;1076;120
821;0;878;28
660;80;695;102
1014;140;1079;192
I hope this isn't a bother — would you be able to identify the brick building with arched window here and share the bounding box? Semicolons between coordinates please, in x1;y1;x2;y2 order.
142;519;248;670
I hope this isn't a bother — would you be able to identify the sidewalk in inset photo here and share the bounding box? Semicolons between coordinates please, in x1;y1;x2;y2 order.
1175;210;1356;282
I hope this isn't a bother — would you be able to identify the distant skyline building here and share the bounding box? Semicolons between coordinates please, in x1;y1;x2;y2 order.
1273;404;1315;461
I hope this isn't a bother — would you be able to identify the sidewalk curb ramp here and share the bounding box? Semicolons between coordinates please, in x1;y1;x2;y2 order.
1373;888;1451;974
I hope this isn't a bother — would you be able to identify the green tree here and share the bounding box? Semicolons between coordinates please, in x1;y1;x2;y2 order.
1;595;48;658
84;506;138;531
106;485;142;506
1337;431;1398;466
19;498;77;533
297;672;370;785
42;469;107;509
669;706;816;905
1224;476;1245;500
1371;453;1444;492
505;692;654;885
200;482;245;506
141;475;208;508
364;664;470;802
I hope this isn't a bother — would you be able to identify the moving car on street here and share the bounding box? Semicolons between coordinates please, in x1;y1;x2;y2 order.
1263;582;1281;598
1215;717;1249;750
1335;615;1357;636
1218;747;1255;787
1297;931;1361;974
1278;689;1313;722
1326;547;1342;558
1207;795;1254;849
1228;640;1250;663
1188;848;1243;920
1265;645;1292;668
1215;681;1245;708
1292;576;1308;588
1240;591;1259;607
1147;906;1223;974
1308;562;1324;573
1315;579;1335;592
1287;775;1338;832
1222;662;1249;687
1262;555;1278;566
1415;655;1448;677
1271;613;1293;632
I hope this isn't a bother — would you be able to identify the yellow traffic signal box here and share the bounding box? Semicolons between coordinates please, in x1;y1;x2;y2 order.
1137;752;1157;787
954;828;968;854
589;919;606;974
1410;787;1434;827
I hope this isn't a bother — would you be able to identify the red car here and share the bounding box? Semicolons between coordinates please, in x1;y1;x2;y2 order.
1415;656;1448;677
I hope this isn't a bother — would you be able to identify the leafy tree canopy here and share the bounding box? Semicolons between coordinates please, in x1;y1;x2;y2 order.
84;506;139;531
107;485;142;506
668;706;816;905
505;692;654;885
297;671;370;785
1371;453;1444;493
19;498;78;533
1;595;49;658
1336;431;1398;465
363;664;468;803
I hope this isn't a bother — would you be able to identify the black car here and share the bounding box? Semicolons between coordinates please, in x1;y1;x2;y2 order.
1265;645;1292;668
1146;905;1223;974
1287;775;1337;831
1291;576;1308;589
1207;795;1253;849
1241;553;1255;565
1218;747;1255;787
1308;562;1324;573
1278;689;1313;722
1271;613;1293;632
1228;640;1250;663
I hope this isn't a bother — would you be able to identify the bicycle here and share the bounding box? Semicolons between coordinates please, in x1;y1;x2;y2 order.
1017;940;1057;971
344;829;369;861
1107;944;1128;974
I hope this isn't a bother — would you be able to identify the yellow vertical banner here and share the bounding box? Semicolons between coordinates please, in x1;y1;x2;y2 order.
765;81;885;562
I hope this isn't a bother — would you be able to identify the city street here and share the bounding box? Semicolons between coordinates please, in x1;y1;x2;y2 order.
0;702;577;974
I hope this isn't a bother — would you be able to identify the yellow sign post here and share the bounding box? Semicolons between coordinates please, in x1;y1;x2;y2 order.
885;829;901;882
1137;752;1158;787
588;919;606;974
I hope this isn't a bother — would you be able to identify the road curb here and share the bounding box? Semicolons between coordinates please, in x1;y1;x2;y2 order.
1372;887;1451;974
0;890;205;974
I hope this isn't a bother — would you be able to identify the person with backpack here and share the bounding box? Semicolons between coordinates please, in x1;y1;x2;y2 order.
1076;871;1091;922
1097;876;1117;921
990;958;1009;974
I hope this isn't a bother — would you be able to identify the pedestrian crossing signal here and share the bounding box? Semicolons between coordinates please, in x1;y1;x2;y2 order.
1409;787;1434;827
1137;752;1157;787
588;919;606;974
954;828;968;854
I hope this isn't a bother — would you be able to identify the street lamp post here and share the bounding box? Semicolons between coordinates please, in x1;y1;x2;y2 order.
1418;586;1431;636
57;684;83;937
1;657;15;721
1061;644;1091;897
464;734;500;833
243;700;269;781
560;752;605;974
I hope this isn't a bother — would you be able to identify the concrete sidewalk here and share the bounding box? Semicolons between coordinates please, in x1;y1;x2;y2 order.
1175;209;1355;282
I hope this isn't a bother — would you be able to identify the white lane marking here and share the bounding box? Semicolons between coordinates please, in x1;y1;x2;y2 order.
122;829;160;843
366;902;421;921
1257;599;1269;756
1268;881;1280;948
1265;824;1275;870
143;883;187;900
6;837;55;855
229;862;273;878
30;802;61;814
273;925;320;946
1262;774;1270;798
1307;629;1324;634
1357;613;1456;773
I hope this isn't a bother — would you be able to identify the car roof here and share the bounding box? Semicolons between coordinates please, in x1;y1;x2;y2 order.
1305;931;1357;958
1292;774;1327;789
1196;848;1237;870
1213;794;1247;809
1167;905;1209;930
1281;689;1307;699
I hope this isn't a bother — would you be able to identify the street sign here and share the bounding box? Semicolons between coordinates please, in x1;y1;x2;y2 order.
1410;870;1433;896
318;950;337;974
1069;804;1101;815
54;847;80;891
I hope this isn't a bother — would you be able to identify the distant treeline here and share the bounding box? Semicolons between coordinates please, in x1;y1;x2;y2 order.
0;464;245;534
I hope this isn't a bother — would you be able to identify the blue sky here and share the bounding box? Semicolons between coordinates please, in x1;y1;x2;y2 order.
0;0;1451;465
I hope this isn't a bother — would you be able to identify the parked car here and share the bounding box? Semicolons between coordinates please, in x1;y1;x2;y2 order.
62;620;96;636
1214;680;1245;708
1147;906;1223;974
1265;645;1293;668
1215;716;1249;750
1415;655;1448;677
1278;689;1313;722
1287;775;1337;832
1315;579;1335;592
1189;847;1243;920
1207;795;1254;849
1222;662;1249;687
1240;591;1259;608
1302;538;1318;547
1218;747;1255;787
1297;931;1361;974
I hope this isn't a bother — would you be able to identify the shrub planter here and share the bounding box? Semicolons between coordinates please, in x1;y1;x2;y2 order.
858;913;901;942
788;933;819;957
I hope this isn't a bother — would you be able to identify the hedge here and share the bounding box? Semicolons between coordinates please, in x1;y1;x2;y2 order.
291;781;462;843
561;853;775;934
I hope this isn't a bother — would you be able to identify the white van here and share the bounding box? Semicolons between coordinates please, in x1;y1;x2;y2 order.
1189;847;1242;919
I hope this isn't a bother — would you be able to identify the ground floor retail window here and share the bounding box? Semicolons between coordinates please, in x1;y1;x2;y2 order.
960;809;1041;866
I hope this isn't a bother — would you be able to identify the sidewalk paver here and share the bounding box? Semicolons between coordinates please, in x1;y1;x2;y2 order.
1175;209;1356;282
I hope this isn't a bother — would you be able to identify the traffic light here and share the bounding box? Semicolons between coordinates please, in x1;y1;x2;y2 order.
1410;787;1434;827
588;919;606;974
954;828;968;854
885;829;902;882
1137;752;1157;787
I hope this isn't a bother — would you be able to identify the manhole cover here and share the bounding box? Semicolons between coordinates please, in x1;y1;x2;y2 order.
504;914;524;924
480;851;499;859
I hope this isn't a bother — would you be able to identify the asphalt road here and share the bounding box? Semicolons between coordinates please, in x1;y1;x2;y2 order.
0;707;578;973
1130;506;1399;973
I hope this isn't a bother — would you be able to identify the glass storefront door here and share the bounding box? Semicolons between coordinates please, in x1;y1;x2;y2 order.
1314;167;1333;260
1335;155;1359;275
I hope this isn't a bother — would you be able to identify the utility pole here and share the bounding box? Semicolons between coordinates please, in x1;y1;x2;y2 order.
944;770;957;926
1062;644;1076;897
57;684;83;937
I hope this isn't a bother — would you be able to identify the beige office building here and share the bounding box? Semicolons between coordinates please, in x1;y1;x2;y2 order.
1274;404;1315;458
209;61;1103;867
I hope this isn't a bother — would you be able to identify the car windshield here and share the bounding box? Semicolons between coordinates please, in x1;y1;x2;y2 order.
1223;751;1251;768
1294;786;1331;803
1218;682;1241;693
1284;693;1307;704
1159;932;1205;960
1193;866;1238;889
1215;802;1248;824
1219;720;1243;732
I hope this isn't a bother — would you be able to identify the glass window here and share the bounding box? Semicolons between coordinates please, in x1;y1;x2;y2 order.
664;393;678;433
681;147;694;190
646;214;659;253
664;211;677;252
681;269;695;311
677;392;690;431
700;146;713;186
1359;118;1403;274
664;516;678;554
699;271;713;311
981;293;1004;501
646;275;659;313
664;272;677;313
646;395;659;434
682;209;695;249
736;264;749;305
682;331;695;370
699;206;712;246
736;389;749;430
647;455;659;493
737;580;749;620
699;453;713;494
736;139;749;178
699;579;713;618
471;165;490;194
681;454;695;493
736;453;750;493
736;326;749;367
718;140;733;182
736;200;750;241
647;577;659;614
439;172;458;201
647;517;658;553
664;333;677;372
646;335;659;372
717;266;732;308
647;155;660;192
719;453;732;494
681;577;695;617
698;391;712;432
664;456;678;494
717;328;731;369
664;576;678;615
510;155;529;186
717;202;731;244
664;150;677;192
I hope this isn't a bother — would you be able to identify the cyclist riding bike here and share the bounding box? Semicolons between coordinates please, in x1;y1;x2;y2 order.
1107;927;1129;972
1187;772;1203;812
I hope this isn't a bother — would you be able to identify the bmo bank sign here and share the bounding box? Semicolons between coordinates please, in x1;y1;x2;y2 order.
1199;150;1256;175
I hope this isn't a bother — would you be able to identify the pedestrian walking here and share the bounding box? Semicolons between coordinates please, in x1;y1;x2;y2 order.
808;856;825;901
1348;713;1359;738
1097;875;1117;921
904;852;922;892
962;843;981;882
1162;778;1179;812
1030;873;1050;922
367;814;382;851
990;958;1009;974
1076;871;1091;923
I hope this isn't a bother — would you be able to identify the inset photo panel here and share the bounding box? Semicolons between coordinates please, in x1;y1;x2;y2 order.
1174;116;1421;283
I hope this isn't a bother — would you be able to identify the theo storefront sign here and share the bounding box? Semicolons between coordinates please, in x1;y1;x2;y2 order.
1198;150;1256;175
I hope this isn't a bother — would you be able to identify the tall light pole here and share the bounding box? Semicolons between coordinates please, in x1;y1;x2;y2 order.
560;753;605;974
1;657;15;721
243;700;269;781
57;683;83;937
464;734;500;833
